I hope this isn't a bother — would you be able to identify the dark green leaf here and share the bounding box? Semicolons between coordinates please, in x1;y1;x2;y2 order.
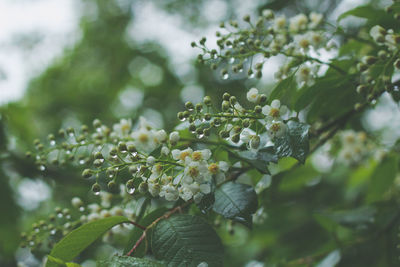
213;182;258;228
274;120;310;163
151;214;223;267
316;206;376;230
124;208;168;256
46;216;131;267
98;255;165;267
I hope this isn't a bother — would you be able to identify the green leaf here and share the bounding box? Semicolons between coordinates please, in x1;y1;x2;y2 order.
46;216;131;267
316;206;376;230
367;155;398;203
98;255;165;267
274;120;310;163
124;208;168;256
235;146;277;174
151;214;224;267
269;73;297;109
213;182;258;228
338;5;399;30
66;263;82;267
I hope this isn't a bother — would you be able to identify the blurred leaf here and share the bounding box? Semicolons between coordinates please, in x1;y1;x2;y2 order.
98;255;164;267
274;121;310;163
269;73;297;109
46;216;131;267
316;250;341;267
213;182;258;228
367;155;398;203
316;206;376;230
151;215;223;266
338;5;399;29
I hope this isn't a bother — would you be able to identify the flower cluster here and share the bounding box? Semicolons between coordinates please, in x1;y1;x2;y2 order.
178;88;292;151
192;10;331;86
27;117;230;204
334;130;385;166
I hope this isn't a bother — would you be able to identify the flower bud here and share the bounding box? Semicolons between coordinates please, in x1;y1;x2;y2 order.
82;169;92;178
203;96;212;106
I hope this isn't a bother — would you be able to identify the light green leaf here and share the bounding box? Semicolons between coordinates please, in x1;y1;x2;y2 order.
274;120;310;163
269;73;297;109
46;216;131;267
213;182;258;228
367;155;398;203
98;255;165;267
337;5;399;30
151;214;223;267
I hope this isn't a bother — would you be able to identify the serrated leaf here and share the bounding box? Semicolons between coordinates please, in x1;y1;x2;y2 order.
213;182;258;228
269;73;297;109
151;214;223;267
98;255;165;267
274;120;310;163
124;208;168;256
45;216;131;267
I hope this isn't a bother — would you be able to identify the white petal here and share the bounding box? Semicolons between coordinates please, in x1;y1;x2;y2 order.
271;99;280;109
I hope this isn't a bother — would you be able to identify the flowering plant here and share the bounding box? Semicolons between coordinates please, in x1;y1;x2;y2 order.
17;1;400;266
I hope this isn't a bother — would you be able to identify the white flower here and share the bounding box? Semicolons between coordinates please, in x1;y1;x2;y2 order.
309;12;323;29
273;15;286;30
161;146;170;156
294;33;311;51
88;213;100;222
147;156;156;165
179;185;193;201
155;129;167;143
100;210;111;218
131;127;157;154
267;121;287;138
112;119;132;137
110;207;124;216
296;65;315;86
184;161;209;183
218;161;229;172
172;148;193;162
370;25;385;42
148;182;161;197
385;33;398;51
289;14;308;33
262;99;288;121
190;149;212;162
199;183;211;194
262;9;274;19
71;197;83;208
160;183;179;201
246;88;260;103
169;131;180;143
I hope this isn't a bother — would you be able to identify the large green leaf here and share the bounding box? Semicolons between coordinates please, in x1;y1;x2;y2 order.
367;155;398;203
274;120;310;163
213;182;258;228
124;208;168;256
338;5;399;30
151;214;223;267
46;216;131;267
98;255;165;267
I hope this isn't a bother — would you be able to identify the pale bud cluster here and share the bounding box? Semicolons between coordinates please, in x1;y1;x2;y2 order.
193;10;328;87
